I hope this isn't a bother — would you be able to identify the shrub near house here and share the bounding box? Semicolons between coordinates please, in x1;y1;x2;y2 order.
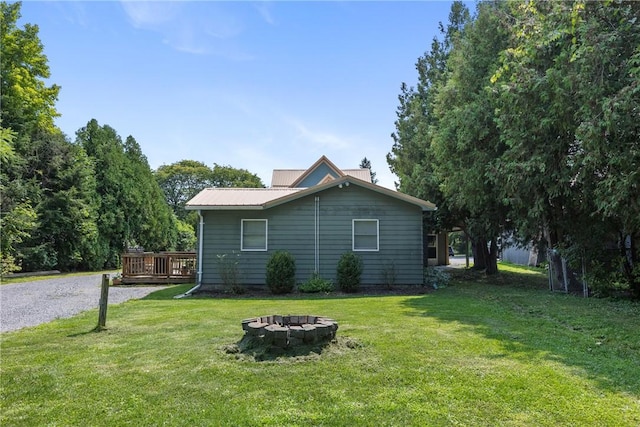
337;252;363;293
266;251;296;294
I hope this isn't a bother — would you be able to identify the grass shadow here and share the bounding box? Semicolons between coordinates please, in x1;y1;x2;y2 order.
67;326;107;337
401;268;640;397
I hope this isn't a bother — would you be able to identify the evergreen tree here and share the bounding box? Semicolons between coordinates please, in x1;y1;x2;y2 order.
387;1;471;240
391;0;639;293
431;1;510;274
76;119;177;267
359;157;378;184
1;2;100;273
18;130;100;271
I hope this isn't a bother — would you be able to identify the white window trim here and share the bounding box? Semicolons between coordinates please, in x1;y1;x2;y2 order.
352;219;379;252
241;219;268;251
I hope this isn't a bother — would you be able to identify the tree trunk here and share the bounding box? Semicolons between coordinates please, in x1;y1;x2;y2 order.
471;238;499;275
472;239;487;270
486;239;499;275
622;233;639;299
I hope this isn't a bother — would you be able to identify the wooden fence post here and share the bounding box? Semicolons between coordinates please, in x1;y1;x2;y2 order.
97;273;110;330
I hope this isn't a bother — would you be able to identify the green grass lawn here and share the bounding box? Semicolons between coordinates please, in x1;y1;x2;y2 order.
2;267;639;426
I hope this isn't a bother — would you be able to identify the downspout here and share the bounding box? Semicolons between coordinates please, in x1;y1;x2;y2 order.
315;196;320;274
175;210;204;298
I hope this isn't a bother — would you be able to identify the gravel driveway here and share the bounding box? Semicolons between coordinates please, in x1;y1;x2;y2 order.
0;274;164;333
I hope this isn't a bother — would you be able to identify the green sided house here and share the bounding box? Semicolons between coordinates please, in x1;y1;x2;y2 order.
185;156;437;290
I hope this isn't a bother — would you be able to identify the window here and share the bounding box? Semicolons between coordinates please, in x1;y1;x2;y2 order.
353;219;379;251
241;219;267;251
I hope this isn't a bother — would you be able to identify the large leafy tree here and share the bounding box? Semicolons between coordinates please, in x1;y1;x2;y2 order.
0;126;37;274
155;160;264;249
393;0;639;293
211;164;264;188
155;160;215;221
571;1;640;294
0;1;60;135
1;2;54;273
491;0;639;293
1;2;101;273
1;127;100;272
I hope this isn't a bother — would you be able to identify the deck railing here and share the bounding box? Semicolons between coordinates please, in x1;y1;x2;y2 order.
121;252;197;284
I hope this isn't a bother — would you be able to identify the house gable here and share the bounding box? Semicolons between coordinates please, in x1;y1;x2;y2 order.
289;155;344;188
271;155;372;188
294;164;342;188
264;176;436;212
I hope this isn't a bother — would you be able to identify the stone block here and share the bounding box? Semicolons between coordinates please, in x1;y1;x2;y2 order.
304;326;318;343
315;322;330;339
247;322;268;336
289;326;305;339
273;338;288;348
288;337;303;346
241;318;256;331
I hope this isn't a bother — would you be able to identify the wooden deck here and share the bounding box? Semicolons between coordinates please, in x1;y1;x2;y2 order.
121;252;196;284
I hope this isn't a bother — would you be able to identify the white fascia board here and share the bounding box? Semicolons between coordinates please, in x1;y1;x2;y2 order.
185;205;264;211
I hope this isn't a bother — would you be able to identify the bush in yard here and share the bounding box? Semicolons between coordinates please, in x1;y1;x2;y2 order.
298;273;334;293
424;267;450;289
337;252;363;293
266;250;296;294
381;260;397;289
216;252;244;294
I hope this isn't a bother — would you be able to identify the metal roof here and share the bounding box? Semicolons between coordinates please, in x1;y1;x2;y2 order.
186;188;302;210
271;168;371;187
186;176;436;211
185;156;435;211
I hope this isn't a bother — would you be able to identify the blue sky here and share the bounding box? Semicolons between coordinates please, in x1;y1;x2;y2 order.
19;1;460;189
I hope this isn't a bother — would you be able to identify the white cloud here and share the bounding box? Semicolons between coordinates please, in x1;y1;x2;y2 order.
284;117;352;151
120;2;180;27
119;1;251;58
55;2;90;28
254;2;276;26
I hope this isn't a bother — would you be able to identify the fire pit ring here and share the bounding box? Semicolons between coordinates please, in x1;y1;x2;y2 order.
241;315;338;349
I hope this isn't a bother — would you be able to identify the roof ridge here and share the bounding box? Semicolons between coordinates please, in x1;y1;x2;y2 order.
205;187;301;191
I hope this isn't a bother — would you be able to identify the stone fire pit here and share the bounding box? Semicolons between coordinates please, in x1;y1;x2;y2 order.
241;315;338;349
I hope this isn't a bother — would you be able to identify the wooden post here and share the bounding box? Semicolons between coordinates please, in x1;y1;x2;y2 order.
97;273;110;330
